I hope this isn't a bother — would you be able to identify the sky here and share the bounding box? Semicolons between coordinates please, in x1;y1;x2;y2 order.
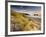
11;5;41;16
11;5;41;11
